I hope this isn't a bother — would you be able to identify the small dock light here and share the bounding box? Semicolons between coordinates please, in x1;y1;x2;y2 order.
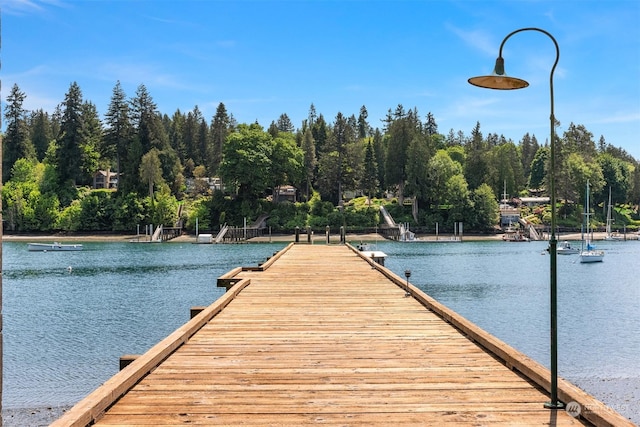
404;270;411;297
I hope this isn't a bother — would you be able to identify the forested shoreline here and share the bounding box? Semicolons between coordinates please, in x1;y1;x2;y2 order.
3;81;640;235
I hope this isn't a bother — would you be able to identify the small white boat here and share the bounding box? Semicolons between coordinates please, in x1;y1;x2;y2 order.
580;181;604;263
580;246;605;263
28;242;84;251
557;241;579;255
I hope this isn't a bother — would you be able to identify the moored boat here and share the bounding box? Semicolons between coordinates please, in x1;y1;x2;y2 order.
28;242;84;251
580;181;604;263
557;241;579;255
604;187;624;241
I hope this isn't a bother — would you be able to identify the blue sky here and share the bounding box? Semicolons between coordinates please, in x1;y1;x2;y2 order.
2;0;640;158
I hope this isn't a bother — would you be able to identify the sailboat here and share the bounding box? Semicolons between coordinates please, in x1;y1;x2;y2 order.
580;181;605;263
605;187;623;241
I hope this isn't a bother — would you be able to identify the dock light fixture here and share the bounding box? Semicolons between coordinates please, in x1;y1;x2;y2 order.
468;27;562;410
404;270;411;297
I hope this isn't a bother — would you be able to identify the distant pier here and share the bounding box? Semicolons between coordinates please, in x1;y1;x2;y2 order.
51;244;632;426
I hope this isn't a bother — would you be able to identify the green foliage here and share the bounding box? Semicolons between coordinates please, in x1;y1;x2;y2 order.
343;205;378;228
78;190;115;231
267;202;309;230
185;198;212;231
468;184;499;231
112;192;147;231
151;186;179;226
386;202;414;225
219;123;273;200
6;80;640;236
56;200;83;231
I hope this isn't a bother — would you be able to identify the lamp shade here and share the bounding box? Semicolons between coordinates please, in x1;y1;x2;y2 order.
468;74;529;90
468;56;529;90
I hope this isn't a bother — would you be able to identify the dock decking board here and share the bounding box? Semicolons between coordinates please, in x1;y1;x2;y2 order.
53;244;632;426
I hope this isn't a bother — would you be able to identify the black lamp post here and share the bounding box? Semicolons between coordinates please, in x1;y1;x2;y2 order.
468;27;562;410
404;269;411;297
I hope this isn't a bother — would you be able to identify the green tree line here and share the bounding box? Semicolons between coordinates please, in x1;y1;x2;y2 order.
3;81;640;234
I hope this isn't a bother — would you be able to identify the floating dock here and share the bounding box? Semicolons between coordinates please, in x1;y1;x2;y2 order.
52;244;632;426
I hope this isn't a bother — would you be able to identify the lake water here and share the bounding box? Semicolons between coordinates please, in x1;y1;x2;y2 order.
2;239;639;423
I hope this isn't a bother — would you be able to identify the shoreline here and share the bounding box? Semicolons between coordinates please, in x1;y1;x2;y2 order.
1;231;621;243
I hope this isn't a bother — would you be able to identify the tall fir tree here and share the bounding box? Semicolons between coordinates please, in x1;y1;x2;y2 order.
362;140;379;202
56;82;85;188
301;127;316;201
210;102;231;175
464;121;488;191
3;84;36;182
104;81;132;191
357;105;370;139
30;109;53;162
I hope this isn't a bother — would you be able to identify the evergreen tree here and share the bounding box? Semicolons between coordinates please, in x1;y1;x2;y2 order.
425;112;438;136
30;109;53;162
362;140;379;202
210;102;231;174
385;105;417;203
557;122;595;204
405;134;431;221
267;121;279;138
56;82;85;188
127;84;169;194
464;121;488;190
301;127;316;201
486;142;524;199
104;81;132;190
529;146;549;190
372;129;386;191
311;114;329;160
3;84;36;182
330;112;350;204
519;133;538;182
183;106;204;165
197;116;210;173
79;101;103;185
308;103;317;127
276;113;294;133
168;109;186;164
597;153;631;204
357;105;370;139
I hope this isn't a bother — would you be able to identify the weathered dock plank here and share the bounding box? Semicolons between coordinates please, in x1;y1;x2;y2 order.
52;244;632;426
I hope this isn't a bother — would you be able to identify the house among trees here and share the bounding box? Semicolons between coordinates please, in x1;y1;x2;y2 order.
520;197;551;207
185;177;223;195
93;170;118;189
273;185;297;203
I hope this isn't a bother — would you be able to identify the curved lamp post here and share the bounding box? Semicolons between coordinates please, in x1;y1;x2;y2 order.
468;27;562;410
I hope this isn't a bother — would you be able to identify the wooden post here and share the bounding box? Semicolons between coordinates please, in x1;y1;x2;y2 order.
190;306;206;319
119;354;140;370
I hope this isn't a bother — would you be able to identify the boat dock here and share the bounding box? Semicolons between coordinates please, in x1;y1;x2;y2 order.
52;244;632;426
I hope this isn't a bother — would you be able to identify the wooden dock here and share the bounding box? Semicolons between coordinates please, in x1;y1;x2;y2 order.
52;244;632;426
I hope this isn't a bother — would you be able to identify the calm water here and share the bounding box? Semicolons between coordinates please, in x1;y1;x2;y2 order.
2;239;639;421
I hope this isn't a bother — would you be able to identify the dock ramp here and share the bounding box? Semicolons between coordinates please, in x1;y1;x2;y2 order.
214;223;229;243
